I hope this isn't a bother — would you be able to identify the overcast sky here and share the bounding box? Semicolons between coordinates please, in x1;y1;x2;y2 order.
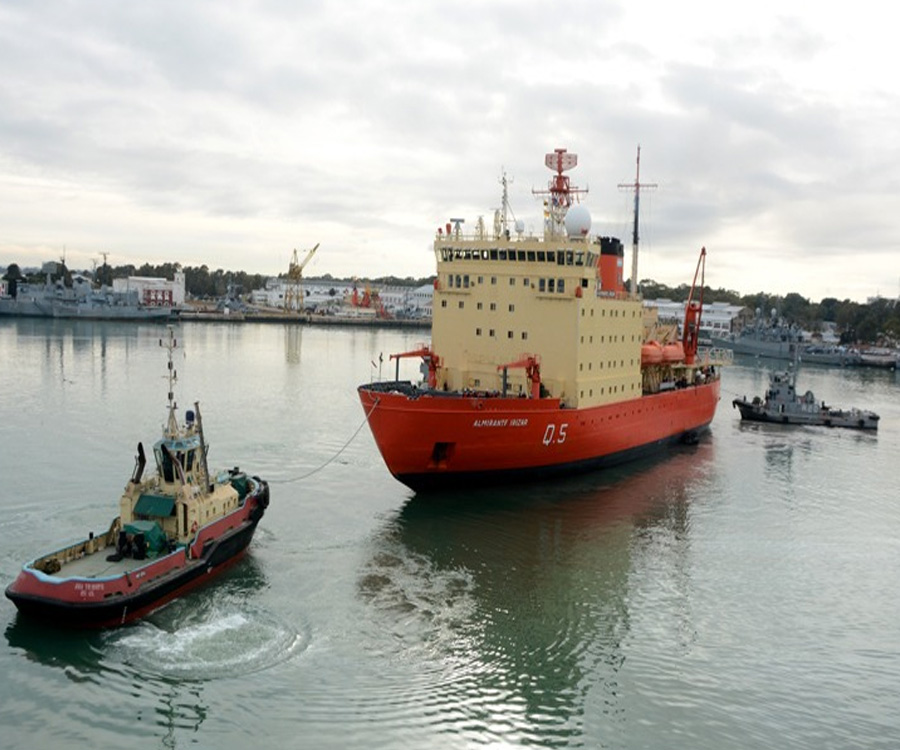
1;1;897;302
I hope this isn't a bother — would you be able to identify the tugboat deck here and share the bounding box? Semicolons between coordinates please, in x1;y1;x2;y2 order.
41;543;164;579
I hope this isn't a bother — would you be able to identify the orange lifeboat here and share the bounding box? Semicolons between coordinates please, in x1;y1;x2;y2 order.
641;341;663;366
662;341;685;364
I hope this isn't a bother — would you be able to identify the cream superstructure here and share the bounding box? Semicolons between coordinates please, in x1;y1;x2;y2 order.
432;229;643;409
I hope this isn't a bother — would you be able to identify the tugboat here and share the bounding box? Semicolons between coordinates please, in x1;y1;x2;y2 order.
732;368;879;429
5;328;270;627
358;148;726;491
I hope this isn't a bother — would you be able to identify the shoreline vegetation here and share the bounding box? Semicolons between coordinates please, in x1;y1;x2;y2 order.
3;261;899;346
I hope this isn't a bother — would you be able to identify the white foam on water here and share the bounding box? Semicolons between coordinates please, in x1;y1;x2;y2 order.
109;604;306;681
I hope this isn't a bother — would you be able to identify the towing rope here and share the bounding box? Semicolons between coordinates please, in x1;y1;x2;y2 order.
269;397;380;485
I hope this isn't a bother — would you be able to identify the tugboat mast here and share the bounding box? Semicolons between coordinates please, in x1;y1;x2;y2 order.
162;326;179;439
618;145;657;299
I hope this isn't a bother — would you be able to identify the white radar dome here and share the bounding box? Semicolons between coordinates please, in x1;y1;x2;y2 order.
565;204;591;237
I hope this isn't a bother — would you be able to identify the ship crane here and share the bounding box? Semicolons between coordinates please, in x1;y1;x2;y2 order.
682;247;707;366
389;345;441;389
497;355;542;399
284;243;319;312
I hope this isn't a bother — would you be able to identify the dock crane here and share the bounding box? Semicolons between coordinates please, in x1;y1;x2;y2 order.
284;243;319;312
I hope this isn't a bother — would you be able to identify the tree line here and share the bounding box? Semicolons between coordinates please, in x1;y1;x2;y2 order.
638;279;900;345
3;261;898;344
2;262;437;298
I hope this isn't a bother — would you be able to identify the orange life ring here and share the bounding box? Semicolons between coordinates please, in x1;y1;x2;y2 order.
190;520;198;535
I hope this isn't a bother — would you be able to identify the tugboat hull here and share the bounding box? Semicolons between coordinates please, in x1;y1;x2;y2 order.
5;482;269;628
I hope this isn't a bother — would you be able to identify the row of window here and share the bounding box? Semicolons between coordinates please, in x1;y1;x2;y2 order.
475;328;529;340
579;360;634;370
439;247;597;266
447;274;570;293
580;334;639;344
579;382;638;399
459;381;636;399
581;307;636;318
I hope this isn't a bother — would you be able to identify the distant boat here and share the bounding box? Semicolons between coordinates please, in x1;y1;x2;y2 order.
5;328;270;628
0;272;173;321
732;368;879;430
710;314;803;360
798;344;861;367
858;348;899;369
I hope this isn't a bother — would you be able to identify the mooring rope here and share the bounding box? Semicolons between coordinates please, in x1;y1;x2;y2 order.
269;397;380;485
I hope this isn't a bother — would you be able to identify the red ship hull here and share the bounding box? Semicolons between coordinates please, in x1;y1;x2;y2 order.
359;379;720;491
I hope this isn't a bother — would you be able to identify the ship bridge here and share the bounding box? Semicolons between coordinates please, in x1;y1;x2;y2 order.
432;231;642;410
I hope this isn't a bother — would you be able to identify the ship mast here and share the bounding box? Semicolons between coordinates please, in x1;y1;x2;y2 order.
532;148;587;238
496;169;518;238
162;326;179;439
618;145;657;299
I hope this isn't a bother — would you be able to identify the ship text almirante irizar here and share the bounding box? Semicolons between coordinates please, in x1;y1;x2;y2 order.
358;148;724;492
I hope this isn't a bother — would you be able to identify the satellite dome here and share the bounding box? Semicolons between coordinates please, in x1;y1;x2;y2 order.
565;204;591;237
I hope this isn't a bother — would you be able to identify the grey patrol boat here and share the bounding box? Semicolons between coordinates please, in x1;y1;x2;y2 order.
732;369;879;430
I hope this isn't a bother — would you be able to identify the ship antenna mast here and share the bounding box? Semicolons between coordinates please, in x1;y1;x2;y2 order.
618;145;657;299
492;169;521;240
532;148;587;238
162;326;179;439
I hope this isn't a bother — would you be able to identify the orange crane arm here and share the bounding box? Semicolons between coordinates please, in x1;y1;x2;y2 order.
682;247;706;365
497;355;542;398
388;346;441;388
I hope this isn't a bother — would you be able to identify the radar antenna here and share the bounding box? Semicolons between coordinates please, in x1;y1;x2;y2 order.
532;148;588;238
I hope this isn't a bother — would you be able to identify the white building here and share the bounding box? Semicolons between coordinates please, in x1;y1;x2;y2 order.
113;269;185;306
644;299;745;340
251;278;434;318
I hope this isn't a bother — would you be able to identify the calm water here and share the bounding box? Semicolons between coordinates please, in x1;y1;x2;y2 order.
1;319;899;749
